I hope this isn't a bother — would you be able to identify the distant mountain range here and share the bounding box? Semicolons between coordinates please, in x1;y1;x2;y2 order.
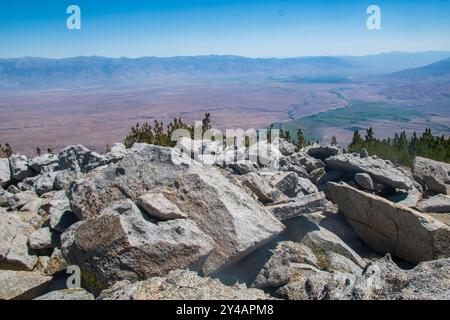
0;51;449;90
387;57;450;81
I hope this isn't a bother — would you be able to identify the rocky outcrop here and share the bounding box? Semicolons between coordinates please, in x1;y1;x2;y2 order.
29;154;58;173
326;153;413;190
413;156;450;194
354;173;374;191
98;269;269;300
66;144;284;278
327;182;450;264
0;270;52;300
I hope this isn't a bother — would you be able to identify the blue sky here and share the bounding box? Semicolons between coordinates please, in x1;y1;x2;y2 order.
1;0;449;58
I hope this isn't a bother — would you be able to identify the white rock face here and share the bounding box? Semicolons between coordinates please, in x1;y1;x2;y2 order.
28;227;58;250
0;158;11;187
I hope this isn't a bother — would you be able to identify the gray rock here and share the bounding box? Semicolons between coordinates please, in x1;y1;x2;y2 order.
413;156;450;195
48;191;78;232
327;182;450;264
308;167;325;184
290;152;325;173
0;213;37;271
9;155;33;181
326;153;413;190
269;192;337;221
34;288;94;300
228;160;259;175
0;158;11;187
325;255;450;300
61;199;215;292
29;154;58;173
0;187;12;206
136;192;187;220
276;241;318;267
287;164;309;178
2;232;38;271
28;227;59;250
7;191;38;210
297;177;319;195
98;269;269;300
272;138;296;156
0;270;52;300
252;250;291;289
354;173;374;190
316;170;344;186
21;172;56;196
417;194;450;213
43;248;68;275
53;169;79;191
388;187;423;208
306;144;340;160
107;143;128;162
67;145;284;276
58;145;108;173
360;148;369;158
269;171;299;198
239;172;286;204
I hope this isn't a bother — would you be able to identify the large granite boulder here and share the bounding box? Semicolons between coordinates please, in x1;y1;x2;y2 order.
327;182;450;264
66;144;284;280
326;154;413;190
62;200;214;292
413;157;450;195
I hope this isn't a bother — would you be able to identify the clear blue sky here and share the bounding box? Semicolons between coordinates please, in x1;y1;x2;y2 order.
1;0;449;58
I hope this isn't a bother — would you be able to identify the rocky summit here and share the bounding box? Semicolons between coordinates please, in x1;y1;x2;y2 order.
0;139;450;300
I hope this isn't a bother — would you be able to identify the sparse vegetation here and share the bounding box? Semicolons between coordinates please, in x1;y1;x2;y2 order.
348;127;450;166
124;114;211;148
0;143;13;158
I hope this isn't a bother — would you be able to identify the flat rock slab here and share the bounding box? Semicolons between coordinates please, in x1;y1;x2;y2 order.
326;154;413;190
0;270;52;300
327;182;450;264
98;269;269;300
269;192;336;221
417;194;450;213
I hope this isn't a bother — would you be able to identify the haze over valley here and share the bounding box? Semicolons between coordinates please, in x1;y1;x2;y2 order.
1;51;450;154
